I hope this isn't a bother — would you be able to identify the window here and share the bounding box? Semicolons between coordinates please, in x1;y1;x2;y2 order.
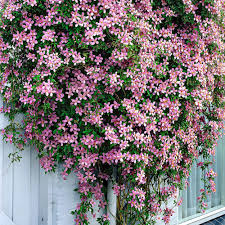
179;134;225;224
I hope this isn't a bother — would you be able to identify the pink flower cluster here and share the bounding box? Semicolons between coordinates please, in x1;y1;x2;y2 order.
0;0;225;224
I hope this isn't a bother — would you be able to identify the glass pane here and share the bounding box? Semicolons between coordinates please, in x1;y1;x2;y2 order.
178;134;225;223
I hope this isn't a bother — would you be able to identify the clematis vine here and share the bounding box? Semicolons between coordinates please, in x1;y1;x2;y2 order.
0;0;224;224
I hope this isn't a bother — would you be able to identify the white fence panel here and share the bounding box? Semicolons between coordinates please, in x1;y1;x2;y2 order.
2;141;13;221
13;146;31;225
